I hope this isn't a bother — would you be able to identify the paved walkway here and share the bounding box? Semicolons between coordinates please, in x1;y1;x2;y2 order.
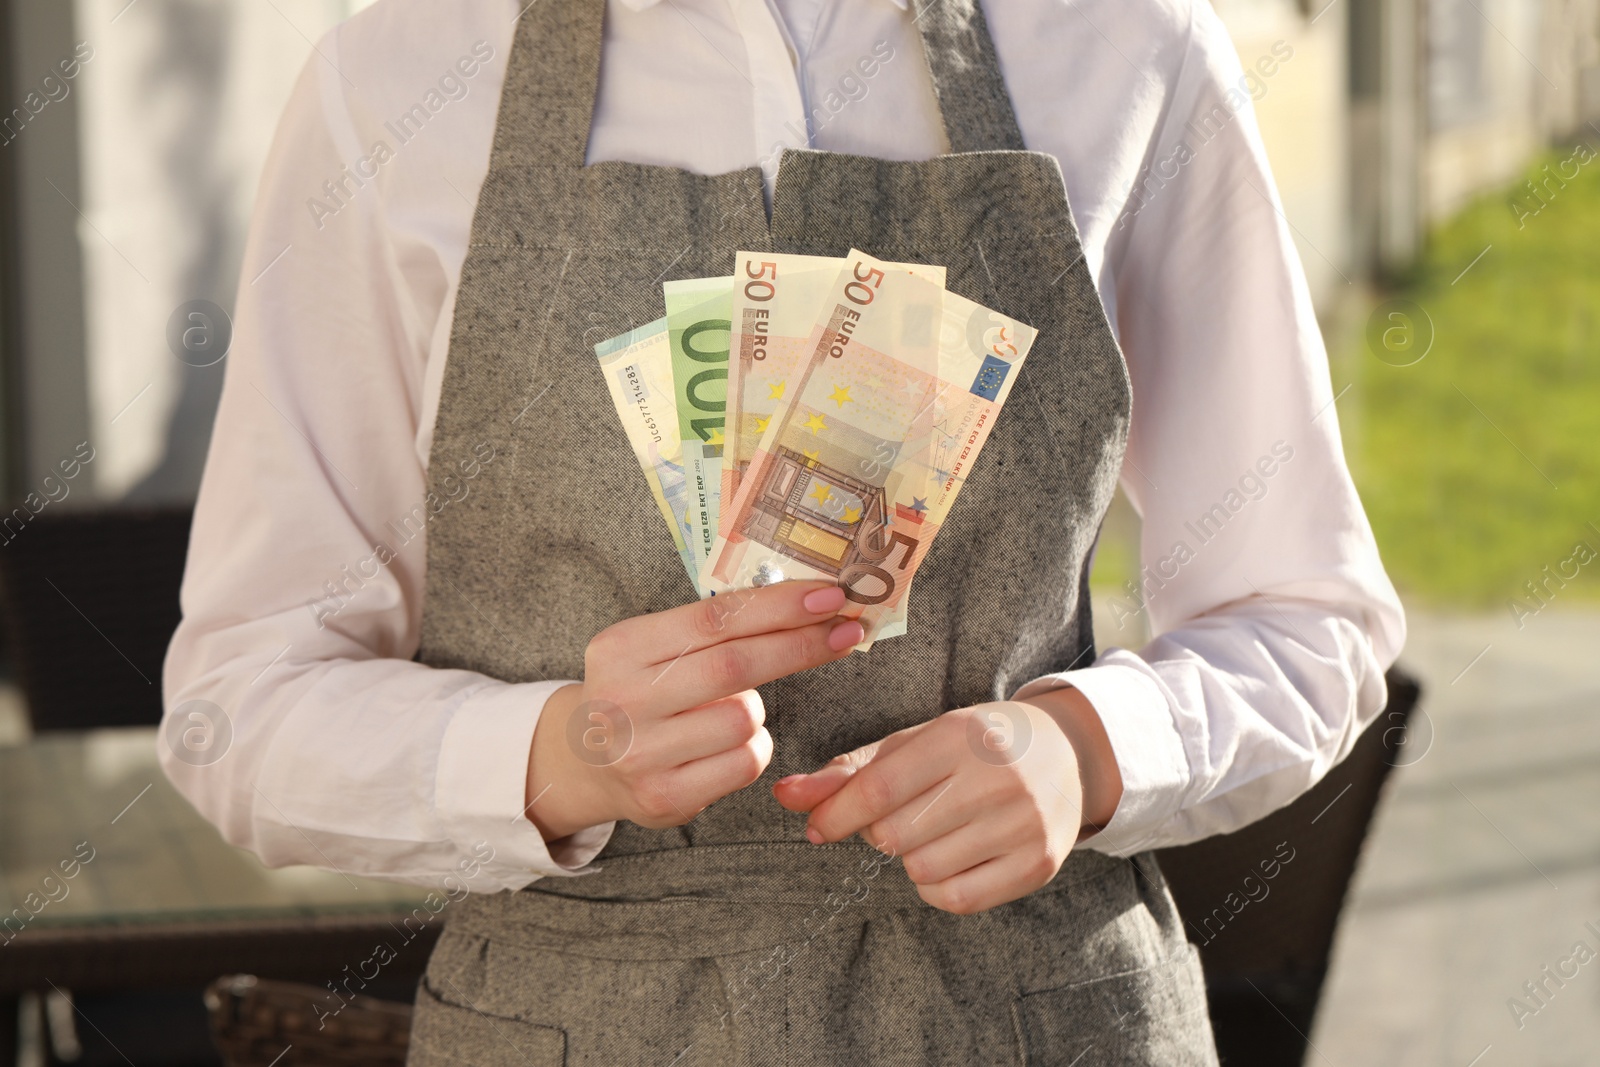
1313;610;1600;1067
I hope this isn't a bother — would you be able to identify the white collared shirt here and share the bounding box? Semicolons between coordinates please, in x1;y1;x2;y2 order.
161;0;1405;889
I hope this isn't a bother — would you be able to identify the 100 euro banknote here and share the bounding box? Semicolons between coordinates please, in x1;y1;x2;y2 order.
665;276;733;579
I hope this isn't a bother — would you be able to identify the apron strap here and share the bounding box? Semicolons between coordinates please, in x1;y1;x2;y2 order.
489;1;605;170
488;0;1026;170
909;0;1028;153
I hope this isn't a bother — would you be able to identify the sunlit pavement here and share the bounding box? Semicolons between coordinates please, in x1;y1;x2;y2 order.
1314;610;1600;1067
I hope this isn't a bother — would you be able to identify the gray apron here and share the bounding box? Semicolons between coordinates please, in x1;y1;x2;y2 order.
408;1;1217;1063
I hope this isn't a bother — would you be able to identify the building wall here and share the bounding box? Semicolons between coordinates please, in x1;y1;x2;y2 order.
69;0;374;505
1213;0;1600;297
1212;0;1352;311
1425;0;1600;222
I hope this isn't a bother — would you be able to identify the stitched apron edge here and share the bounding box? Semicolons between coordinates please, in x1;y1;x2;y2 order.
526;839;1126;901
438;843;1138;962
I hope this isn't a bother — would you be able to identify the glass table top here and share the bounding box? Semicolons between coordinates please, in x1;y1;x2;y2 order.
0;728;428;931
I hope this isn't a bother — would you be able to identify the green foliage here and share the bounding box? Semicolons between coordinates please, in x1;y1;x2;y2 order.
1089;147;1600;612
1349;145;1600;608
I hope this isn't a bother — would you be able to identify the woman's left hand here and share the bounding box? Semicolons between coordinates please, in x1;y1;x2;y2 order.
772;688;1122;915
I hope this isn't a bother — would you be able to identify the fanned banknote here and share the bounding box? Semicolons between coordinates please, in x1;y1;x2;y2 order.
596;249;1036;647
594;317;703;592
918;288;1038;522
664;276;734;578
704;250;1036;645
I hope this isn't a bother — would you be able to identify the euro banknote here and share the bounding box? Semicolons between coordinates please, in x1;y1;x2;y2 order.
723;252;947;520
594;317;703;592
723;253;946;642
664;276;734;578
703;250;949;639
920;288;1038;521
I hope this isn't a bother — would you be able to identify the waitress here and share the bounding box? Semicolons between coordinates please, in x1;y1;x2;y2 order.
163;0;1404;1063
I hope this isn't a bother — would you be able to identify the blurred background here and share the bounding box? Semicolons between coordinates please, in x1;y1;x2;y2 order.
0;0;1596;1064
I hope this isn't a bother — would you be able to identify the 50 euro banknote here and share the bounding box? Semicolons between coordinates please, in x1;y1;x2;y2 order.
918;285;1038;522
723;252;945;641
703;250;1037;645
723;252;946;516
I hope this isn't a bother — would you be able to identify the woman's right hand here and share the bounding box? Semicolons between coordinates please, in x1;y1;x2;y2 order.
524;580;862;843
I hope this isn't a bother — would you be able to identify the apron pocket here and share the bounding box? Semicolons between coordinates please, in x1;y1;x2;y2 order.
409;979;567;1066
480;935;752;1064
1010;944;1217;1067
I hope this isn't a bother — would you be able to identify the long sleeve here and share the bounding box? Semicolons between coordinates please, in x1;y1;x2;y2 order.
158;17;611;891
1012;2;1406;855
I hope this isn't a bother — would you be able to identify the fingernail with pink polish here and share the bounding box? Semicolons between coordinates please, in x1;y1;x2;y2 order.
827;620;865;651
803;586;846;614
775;774;805;786
805;827;824;844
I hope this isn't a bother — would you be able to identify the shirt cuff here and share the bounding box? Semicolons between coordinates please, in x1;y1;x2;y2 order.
435;677;616;887
1010;657;1191;857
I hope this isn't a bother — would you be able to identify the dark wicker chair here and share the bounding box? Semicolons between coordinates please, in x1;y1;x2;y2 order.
206;976;411;1067
1155;666;1422;1065
0;506;205;1066
0;506;193;731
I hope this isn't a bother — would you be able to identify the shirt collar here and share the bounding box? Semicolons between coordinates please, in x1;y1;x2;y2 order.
619;0;909;11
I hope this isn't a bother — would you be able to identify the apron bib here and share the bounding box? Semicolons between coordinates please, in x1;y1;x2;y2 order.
409;2;1217;1063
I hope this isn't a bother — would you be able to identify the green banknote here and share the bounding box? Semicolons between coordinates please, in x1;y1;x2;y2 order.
664;276;734;578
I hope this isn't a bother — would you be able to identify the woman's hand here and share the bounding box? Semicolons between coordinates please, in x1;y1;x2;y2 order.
525;581;863;843
773;687;1123;914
